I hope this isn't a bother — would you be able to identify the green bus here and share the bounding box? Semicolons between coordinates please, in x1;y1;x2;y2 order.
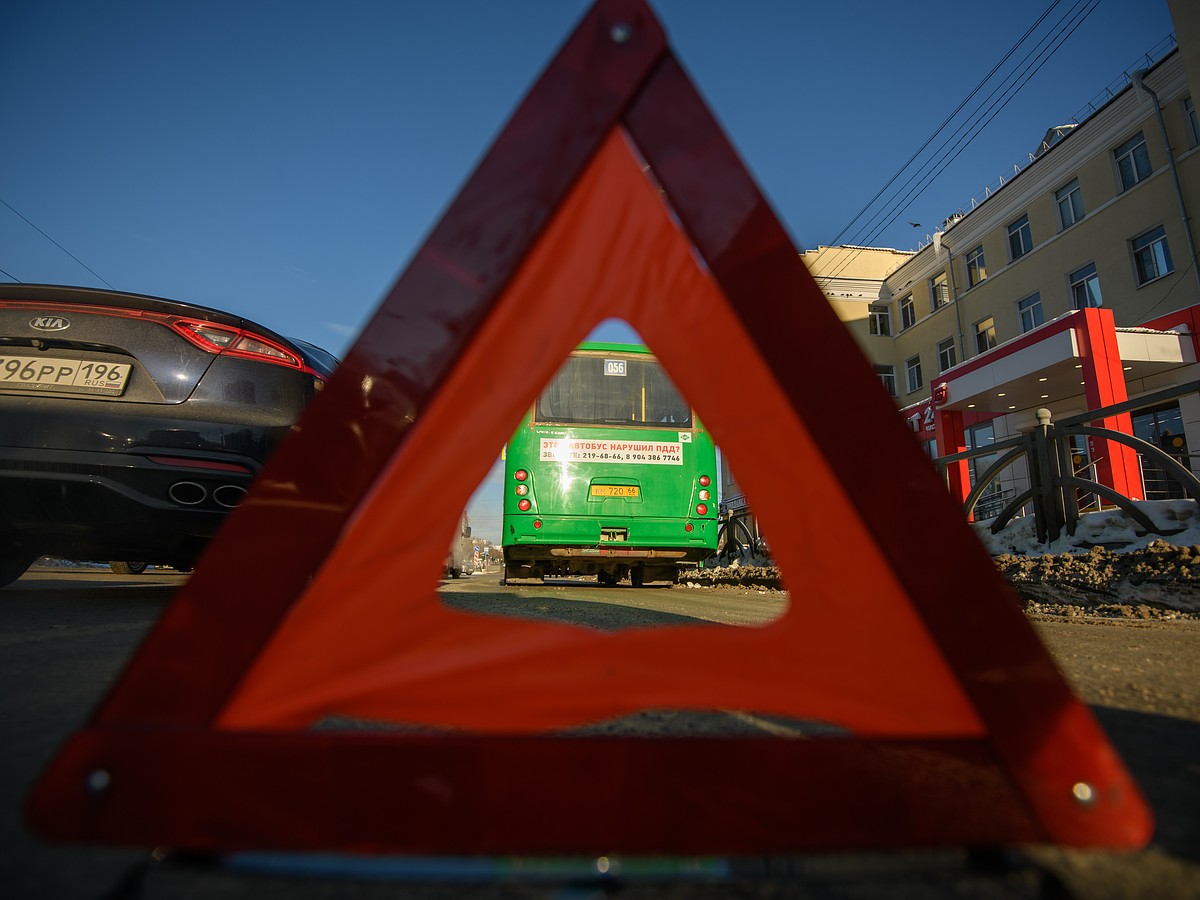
502;342;718;586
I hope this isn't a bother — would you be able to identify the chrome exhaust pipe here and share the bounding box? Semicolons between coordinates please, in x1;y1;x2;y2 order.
213;484;247;508
168;481;207;506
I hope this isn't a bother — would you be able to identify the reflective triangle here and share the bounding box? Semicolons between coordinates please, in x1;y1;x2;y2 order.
27;0;1151;854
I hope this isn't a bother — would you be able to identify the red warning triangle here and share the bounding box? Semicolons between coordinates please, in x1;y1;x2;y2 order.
27;0;1150;854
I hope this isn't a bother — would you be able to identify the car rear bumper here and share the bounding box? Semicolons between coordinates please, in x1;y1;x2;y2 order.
0;446;259;565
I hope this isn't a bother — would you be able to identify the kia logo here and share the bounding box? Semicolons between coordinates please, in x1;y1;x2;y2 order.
29;316;70;332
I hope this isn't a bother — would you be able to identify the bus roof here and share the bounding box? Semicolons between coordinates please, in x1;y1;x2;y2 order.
575;341;651;354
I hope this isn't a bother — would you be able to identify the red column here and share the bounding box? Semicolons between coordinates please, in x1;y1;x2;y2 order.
935;404;972;514
1073;308;1143;501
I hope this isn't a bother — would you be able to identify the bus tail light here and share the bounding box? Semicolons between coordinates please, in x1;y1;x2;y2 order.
696;503;708;516
515;471;532;510
699;475;711;486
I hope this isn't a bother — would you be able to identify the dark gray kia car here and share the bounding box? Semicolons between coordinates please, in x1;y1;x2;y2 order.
0;284;339;587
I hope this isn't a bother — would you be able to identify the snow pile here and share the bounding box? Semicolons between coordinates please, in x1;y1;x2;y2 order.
995;541;1200;617
972;499;1200;556
685;556;779;588
686;501;1200;616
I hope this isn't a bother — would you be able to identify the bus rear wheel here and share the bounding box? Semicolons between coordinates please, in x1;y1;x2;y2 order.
630;567;645;588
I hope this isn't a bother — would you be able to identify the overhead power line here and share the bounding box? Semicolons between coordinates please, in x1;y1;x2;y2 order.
828;0;1067;248
819;0;1102;285
0;196;115;289
848;0;1103;252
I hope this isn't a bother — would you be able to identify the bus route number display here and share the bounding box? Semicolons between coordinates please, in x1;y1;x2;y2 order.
540;438;683;465
604;359;626;376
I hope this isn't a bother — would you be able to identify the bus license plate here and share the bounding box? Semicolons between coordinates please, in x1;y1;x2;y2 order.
590;484;640;498
0;355;132;396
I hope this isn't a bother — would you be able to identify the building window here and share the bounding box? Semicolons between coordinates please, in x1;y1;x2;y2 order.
905;355;923;393
868;303;891;336
1133;402;1190;499
875;364;897;397
1055;179;1084;229
975;316;997;354
1132;226;1174;285
1069;263;1103;308
929;272;949;311
1018;293;1044;333
965;245;987;286
1007;214;1032;260
937;337;957;373
967;421;1003;516
900;295;916;330
1114;131;1151;190
1186;96;1198;146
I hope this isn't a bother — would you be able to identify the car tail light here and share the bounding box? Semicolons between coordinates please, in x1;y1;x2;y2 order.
169;319;311;372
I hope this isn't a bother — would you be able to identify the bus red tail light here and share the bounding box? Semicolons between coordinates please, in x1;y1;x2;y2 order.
514;469;528;482
696;503;708;516
518;498;532;512
698;475;711;487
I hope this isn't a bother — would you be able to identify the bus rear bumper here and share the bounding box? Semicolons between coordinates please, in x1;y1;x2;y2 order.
502;515;716;582
502;542;713;583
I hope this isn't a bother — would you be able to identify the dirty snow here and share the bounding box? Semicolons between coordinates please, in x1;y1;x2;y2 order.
971;498;1200;556
690;500;1200;618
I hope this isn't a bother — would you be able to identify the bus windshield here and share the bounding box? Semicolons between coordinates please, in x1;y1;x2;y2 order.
535;353;691;427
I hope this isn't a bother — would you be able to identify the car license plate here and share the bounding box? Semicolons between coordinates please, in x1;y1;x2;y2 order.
590;484;640;497
0;355;132;396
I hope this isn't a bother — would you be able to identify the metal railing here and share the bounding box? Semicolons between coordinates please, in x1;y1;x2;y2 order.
933;381;1200;544
713;506;769;563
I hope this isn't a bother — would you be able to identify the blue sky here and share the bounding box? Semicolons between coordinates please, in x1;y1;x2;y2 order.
0;0;1179;541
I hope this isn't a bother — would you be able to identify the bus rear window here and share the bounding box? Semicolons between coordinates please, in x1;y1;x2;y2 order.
535;355;691;427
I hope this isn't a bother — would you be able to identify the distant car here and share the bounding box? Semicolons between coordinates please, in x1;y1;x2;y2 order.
0;284;339;587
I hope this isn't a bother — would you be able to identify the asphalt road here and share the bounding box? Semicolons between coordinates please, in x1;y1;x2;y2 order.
2;567;1197;899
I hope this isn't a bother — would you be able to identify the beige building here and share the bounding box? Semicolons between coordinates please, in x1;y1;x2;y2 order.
721;0;1200;549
